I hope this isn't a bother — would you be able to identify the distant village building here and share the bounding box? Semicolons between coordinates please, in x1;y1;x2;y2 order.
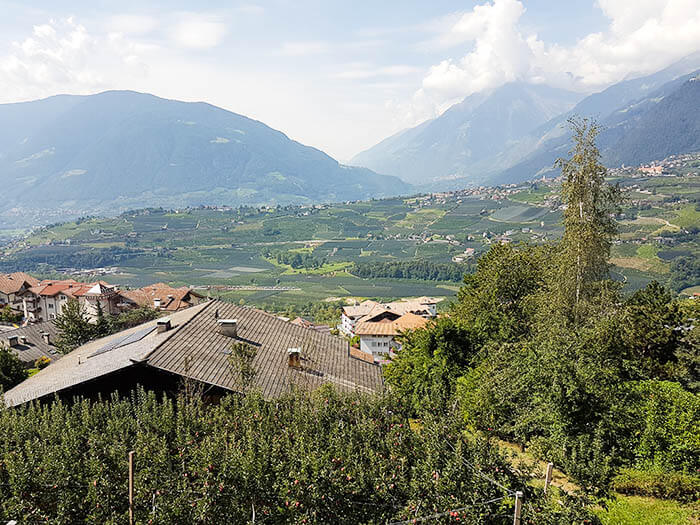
354;312;428;360
0;272;39;320
289;317;331;335
28;280;123;322
340;297;439;361
119;283;204;312
4;301;382;406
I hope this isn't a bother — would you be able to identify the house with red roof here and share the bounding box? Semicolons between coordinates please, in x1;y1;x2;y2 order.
0;272;40;320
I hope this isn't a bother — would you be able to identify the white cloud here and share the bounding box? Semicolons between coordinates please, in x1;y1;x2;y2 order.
170;16;227;49
0;18;151;102
409;0;700;124
279;41;330;57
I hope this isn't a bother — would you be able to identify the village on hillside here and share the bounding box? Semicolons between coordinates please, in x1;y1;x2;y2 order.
1;269;444;406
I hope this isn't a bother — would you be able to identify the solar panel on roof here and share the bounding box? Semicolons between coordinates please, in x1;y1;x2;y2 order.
89;326;156;358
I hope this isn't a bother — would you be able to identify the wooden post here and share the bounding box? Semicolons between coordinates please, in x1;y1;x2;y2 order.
544;462;554;494
128;450;135;525
513;491;523;525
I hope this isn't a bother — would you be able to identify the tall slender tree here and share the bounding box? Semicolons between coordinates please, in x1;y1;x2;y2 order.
555;117;621;316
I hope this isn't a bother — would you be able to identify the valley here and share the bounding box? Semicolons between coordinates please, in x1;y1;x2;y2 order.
2;153;698;318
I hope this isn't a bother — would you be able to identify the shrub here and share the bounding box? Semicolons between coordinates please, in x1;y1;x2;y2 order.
627;381;700;473
34;356;51;370
611;469;700;503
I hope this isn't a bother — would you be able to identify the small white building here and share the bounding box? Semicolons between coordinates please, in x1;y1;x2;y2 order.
354;312;429;361
340;297;440;337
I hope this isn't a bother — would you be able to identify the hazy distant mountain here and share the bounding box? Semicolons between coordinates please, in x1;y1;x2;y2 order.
495;70;700;183
350;83;582;185
0;91;410;217
353;52;700;188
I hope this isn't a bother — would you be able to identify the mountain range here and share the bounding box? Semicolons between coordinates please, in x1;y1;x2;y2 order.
0;91;409;219
352;52;700;187
1;52;699;227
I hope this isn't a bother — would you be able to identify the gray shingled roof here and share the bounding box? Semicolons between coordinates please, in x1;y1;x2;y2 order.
3;304;208;407
145;301;383;397
1;321;61;365
4;300;383;406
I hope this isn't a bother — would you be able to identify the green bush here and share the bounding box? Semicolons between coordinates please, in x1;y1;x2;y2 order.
34;356;51;370
611;469;700;503
627;381;700;473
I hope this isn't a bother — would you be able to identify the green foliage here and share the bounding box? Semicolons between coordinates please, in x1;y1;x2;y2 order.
350;259;466;282
53;299;96;354
0;346;28;390
611;469;700;503
455;243;550;343
386;116;697;499
0;389;597;524
385;317;478;413
596;494;698;525
624;381;700;473
110;306;161;331
0;305;22;324
34;356;51;370
55;301;161;355
669;254;700;291
555;117;621;315
226;341;258;392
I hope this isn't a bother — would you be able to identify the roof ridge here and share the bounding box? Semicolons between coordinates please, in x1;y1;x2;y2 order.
140;300;214;363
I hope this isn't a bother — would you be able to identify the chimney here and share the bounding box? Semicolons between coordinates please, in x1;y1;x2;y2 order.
19;335;28;345
7;335;19;348
156;318;172;333
41;332;51;345
287;347;301;369
217;319;238;338
153;298;161;309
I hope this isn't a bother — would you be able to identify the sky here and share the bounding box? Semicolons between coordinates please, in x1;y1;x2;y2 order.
1;0;699;161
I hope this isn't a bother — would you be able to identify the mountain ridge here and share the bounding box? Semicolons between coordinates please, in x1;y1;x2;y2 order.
0;90;410;220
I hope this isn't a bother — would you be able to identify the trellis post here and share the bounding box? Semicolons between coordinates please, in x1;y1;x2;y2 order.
513;490;523;525
544;462;554;494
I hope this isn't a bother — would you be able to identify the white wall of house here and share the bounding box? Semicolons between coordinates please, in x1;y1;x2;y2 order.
359;335;393;358
340;313;356;336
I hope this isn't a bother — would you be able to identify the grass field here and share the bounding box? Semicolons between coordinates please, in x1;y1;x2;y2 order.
596;495;698;525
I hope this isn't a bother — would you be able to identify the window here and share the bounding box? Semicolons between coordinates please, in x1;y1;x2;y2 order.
48;303;54;309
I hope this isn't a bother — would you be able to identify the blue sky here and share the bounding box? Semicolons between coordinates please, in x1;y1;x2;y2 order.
1;1;698;160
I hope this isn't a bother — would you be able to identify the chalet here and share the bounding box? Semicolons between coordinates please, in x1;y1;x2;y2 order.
0;321;61;367
0;272;39;320
4;300;382;407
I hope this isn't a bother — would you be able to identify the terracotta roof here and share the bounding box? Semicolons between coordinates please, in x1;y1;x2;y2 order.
1;321;61;364
354;312;429;336
29;280;107;298
120;284;203;311
146;301;383;397
0;272;39;295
